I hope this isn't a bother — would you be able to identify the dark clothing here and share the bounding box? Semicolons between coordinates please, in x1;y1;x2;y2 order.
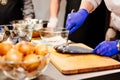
65;0;110;48
0;0;34;25
64;0;81;27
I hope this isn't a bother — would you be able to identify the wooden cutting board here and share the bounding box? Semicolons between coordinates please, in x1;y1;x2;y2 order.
48;43;120;75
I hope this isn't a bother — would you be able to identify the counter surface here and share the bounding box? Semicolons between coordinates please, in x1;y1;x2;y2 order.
0;58;120;80
1;41;120;80
42;62;120;80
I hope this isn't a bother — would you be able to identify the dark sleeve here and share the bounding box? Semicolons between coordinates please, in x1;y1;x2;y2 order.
112;53;120;62
22;0;35;18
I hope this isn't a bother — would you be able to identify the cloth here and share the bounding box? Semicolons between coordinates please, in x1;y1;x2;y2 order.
22;0;35;19
0;0;34;25
88;0;120;31
105;28;117;41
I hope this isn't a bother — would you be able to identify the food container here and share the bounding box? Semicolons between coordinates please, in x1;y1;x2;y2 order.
0;24;33;44
11;19;48;38
39;28;69;46
0;41;50;80
32;20;48;38
0;26;5;42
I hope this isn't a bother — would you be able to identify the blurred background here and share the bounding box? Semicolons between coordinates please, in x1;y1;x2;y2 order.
32;0;66;28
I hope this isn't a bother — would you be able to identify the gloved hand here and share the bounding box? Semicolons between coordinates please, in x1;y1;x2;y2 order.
93;40;119;57
66;9;89;34
47;18;58;29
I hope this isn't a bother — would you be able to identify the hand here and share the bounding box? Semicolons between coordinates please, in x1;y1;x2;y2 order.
47;18;58;29
24;17;32;20
65;9;89;34
93;40;119;57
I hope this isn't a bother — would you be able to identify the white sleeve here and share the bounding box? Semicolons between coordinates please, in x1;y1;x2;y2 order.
88;0;102;11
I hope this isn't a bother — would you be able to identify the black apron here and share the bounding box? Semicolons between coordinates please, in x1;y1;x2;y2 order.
64;0;81;27
65;0;110;48
0;0;23;25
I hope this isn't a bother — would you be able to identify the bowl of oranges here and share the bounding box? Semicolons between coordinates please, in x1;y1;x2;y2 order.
0;41;49;80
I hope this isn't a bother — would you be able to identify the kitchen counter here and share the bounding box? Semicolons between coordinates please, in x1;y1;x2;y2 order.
42;62;120;80
35;41;120;80
1;62;120;80
1;40;120;80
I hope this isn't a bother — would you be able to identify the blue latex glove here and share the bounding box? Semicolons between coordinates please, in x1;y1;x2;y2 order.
93;40;119;57
66;9;89;34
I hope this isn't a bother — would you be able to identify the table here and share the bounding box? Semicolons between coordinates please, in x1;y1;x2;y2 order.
31;39;120;80
0;63;120;80
42;62;120;80
1;62;120;80
1;39;120;80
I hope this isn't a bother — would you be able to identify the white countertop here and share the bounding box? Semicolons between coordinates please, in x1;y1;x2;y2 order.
43;62;120;80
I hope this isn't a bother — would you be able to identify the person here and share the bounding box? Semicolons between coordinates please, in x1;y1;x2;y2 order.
0;0;35;25
48;0;109;48
93;40;120;61
93;40;119;57
65;0;120;57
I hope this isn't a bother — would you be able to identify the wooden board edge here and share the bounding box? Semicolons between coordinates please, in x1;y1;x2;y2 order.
51;59;120;75
60;64;120;75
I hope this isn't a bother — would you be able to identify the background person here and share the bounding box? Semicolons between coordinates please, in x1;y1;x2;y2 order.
0;0;35;25
49;0;109;48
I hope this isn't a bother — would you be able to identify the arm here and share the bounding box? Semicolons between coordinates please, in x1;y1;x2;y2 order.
47;0;61;28
79;0;94;13
80;0;102;13
50;0;61;18
22;0;35;20
66;0;102;34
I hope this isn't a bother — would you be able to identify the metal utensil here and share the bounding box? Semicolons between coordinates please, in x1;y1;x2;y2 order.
65;9;76;46
65;36;69;46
